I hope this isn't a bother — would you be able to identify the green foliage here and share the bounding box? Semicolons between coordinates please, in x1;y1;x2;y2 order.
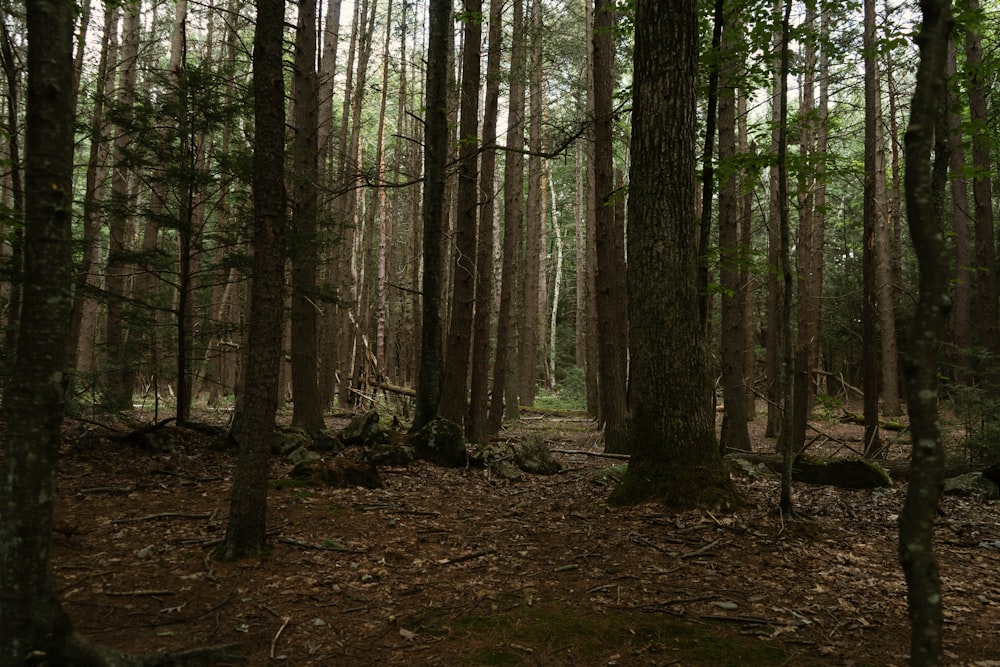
947;353;1000;465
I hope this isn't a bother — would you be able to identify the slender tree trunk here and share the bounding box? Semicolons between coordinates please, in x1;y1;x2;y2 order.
0;20;25;382
946;40;972;365
765;0;784;439
223;0;287;558
489;0;526;431
592;0;629;453
440;0;482;425
718;0;751;453
582;0;599;417
899;1;951;663
467;0;503;443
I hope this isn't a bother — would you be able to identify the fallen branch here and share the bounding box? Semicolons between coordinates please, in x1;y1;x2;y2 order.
437;547;496;565
80;486;133;494
277;536;366;553
111;512;215;524
270;617;291;659
551;449;630;460
105;590;174;597
680;538;721;560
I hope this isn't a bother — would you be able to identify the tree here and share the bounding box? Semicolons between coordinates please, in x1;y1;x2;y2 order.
223;0;288;559
411;0;451;431
718;0;751;454
862;0;882;456
608;0;735;508
592;0;629;454
290;0;325;433
898;0;952;662
440;0;482;426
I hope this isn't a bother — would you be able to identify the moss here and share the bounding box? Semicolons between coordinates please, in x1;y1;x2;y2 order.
607;461;740;510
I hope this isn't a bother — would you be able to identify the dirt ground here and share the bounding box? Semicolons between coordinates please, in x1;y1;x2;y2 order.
49;406;1000;666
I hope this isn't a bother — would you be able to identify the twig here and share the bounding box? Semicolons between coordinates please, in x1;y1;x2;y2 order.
680;538;721;559
111;512;214;524
700;613;807;626
277;536;366;553
270;616;291;659
105;589;174;597
550;449;630;460
80;486;133;494
437;547;496;565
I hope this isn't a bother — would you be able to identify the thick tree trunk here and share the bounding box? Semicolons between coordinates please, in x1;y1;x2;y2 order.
609;0;734;509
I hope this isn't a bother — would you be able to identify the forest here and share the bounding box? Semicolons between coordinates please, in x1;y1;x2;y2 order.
1;0;998;663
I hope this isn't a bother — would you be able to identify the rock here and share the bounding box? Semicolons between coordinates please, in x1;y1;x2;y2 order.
516;434;562;475
727;457;776;479
313;429;345;453
365;441;417;467
412;418;467;467
291;457;382;489
289;446;321;466
341;409;387;446
468;442;521;480
792;454;892;489
983;461;1000;487
273;425;311;455
942;472;1000;501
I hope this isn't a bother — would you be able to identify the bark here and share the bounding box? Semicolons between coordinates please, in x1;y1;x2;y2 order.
764;0;784;439
0;0;77;657
862;0;882;457
962;0;998;358
103;5;140;411
223;0;287;558
290;0;325;433
718;0;751;453
440;0;482;425
582;0;599;417
489;0;526;432
411;0;452;431
946;40;972;362
899;1;952;663
0;18;25;381
467;0;503;444
609;0;734;509
593;0;629;454
699;0;723;329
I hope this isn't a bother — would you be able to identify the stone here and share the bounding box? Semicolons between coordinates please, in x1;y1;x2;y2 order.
273;425;311;455
982;460;1000;487
412;417;467;468
792;454;892;489
516;434;562;475
341;409;386;446
942;472;1000;501
289;446;321;466
365;441;417;467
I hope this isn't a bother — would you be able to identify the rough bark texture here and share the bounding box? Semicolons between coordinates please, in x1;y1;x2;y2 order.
291;0;325;433
411;0;451;431
223;0;287;558
0;0;77;658
609;0;735;509
946;41;972;361
764;0;784;439
899;2;952;664
593;0;629;454
718;0;751;454
862;0;882;457
440;0;482;426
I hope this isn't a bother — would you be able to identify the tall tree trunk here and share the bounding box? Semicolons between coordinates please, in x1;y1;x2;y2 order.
582;0;599;417
467;0;503;443
223;0;287;558
103;5;141;411
862;0;883;456
440;0;482;425
411;0;452;431
946;39;972;367
963;0;998;358
593;0;629;454
609;0;734;509
718;0;751;453
0;19;25;383
899;0;951;662
765;0;785;439
489;0;526;431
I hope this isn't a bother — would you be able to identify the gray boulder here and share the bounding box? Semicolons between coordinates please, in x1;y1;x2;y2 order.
412;418;467;467
942;472;1000;501
516;435;562;475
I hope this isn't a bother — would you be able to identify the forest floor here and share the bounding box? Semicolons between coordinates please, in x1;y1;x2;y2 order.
48;403;1000;666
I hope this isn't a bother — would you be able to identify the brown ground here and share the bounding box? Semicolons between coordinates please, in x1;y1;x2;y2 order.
50;407;1000;666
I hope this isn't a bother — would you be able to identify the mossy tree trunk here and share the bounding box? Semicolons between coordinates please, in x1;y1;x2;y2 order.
609;0;735;509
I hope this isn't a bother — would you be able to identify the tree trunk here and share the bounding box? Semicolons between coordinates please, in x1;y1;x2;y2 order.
609;0;734;509
718;0;751;453
467;0;503;443
440;0;482;426
223;0;287;559
290;0;325;433
899;1;951;663
411;0;452;431
489;0;526;432
946;39;972;367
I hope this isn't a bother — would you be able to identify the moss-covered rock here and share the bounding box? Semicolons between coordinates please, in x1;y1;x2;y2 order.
516;434;562;475
412;417;467;467
341;409;387;446
792;454;892;489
